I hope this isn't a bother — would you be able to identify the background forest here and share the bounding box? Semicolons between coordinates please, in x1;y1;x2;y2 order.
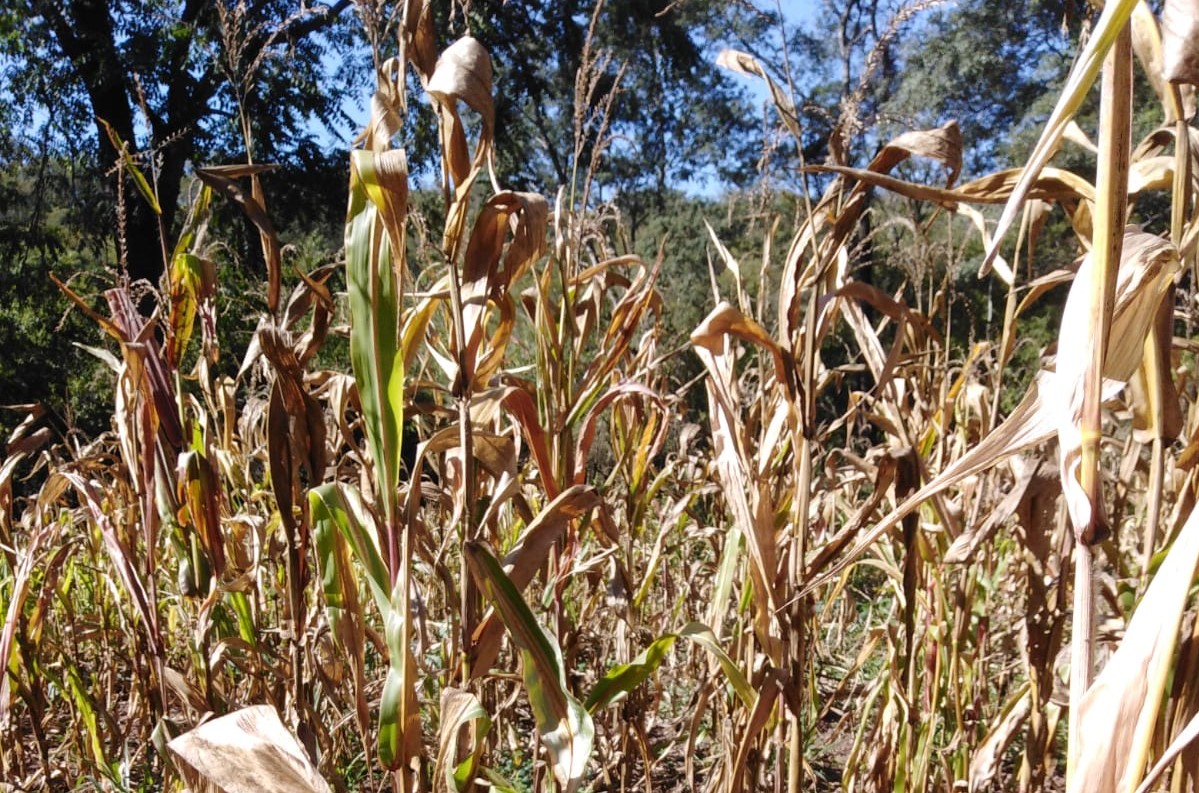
0;0;1084;438
3;0;1198;791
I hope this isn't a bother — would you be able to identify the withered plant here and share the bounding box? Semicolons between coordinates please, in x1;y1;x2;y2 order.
7;2;1199;793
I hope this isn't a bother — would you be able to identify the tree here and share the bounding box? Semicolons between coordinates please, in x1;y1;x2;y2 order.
882;0;1083;174
2;0;356;288
442;0;775;227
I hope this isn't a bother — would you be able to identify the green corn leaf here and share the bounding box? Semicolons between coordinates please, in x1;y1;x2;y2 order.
377;665;403;769
681;622;756;708
377;576;421;773
65;664;109;775
170;183;212;262
165;177;214;365
98;117;162;216
346;152;406;525
311;486;357;634
465;541;594;792
586;633;678;713
309;484;390;618
166;252;203;365
586;622;754;713
228;591;256;647
481;767;524;793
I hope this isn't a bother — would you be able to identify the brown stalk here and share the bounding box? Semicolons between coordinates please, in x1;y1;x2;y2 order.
1066;18;1132;782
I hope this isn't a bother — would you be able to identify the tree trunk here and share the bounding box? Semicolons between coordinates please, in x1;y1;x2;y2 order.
36;0;171;287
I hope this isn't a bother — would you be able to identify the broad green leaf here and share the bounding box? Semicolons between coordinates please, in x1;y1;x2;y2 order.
377;576;421;773
310;485;367;680
166;253;203;366
309;484;391;623
170;182;212;261
165;185;213;365
465;541;594;792
586;623;755;713
676;623;756;709
65;664;110;777
468;486;602;677
346;154;406;525
177;447;224;581
481;767;524;793
377;666;404;769
586;634;678;712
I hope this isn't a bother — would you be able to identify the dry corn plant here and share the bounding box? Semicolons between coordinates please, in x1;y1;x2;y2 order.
702;0;1199;791
0;1;723;791
9;1;1199;793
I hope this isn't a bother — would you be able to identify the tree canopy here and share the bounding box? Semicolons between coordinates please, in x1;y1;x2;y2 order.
2;0;360;285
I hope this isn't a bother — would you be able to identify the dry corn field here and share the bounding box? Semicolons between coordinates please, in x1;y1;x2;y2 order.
10;1;1199;792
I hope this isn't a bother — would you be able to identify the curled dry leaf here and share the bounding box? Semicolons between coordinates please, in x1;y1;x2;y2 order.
969;687;1030;792
1054;232;1179;539
1069;499;1199;793
801;230;1179;594
167;705;332;793
1132;1;1198;116
402;0;437;84
1128;155;1176;194
803;158;1095;284
435;688;490;793
195;166;283;314
715;49;800;140
1065;119;1100;153
690;301;789;659
1163;0;1199;86
982;0;1139;274
944;458;1044;565
866;120;963;188
572;381;666;486
1129;291;1183;443
781;121;964;333
427;36;494;190
458;191;548;389
691;301;796;400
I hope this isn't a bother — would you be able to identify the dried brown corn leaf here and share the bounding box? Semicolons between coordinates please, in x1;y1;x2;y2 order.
716;49;800;140
1163;0;1199;86
982;0;1140;274
1068;498;1199;793
168;705;332;793
427;36;494;190
801;230;1178;594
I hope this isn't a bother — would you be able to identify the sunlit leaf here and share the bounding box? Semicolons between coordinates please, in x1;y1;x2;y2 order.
167;706;332;793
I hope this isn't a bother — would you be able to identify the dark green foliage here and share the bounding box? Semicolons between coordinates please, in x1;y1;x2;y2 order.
883;0;1082;173
445;0;771;197
1;0;359;286
0;143;114;439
